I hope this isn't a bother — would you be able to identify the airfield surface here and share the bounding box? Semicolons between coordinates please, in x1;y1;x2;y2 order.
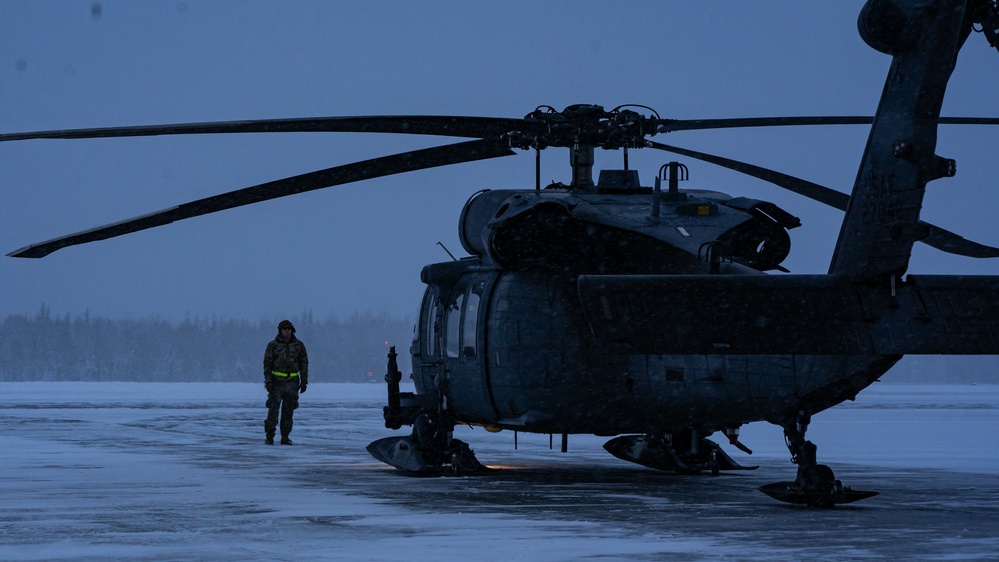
1;382;996;561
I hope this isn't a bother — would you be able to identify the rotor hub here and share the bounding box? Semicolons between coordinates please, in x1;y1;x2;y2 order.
511;104;662;151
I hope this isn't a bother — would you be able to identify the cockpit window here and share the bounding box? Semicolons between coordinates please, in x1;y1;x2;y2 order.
422;290;439;358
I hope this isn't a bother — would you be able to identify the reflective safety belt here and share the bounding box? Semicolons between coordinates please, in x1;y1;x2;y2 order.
272;371;299;378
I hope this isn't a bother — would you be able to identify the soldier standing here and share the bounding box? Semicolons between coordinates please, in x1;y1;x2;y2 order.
263;319;309;445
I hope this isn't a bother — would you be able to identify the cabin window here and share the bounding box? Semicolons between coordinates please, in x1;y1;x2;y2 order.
462;283;483;359
446;292;464;358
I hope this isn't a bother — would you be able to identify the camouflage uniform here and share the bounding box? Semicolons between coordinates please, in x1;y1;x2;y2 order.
263;320;309;444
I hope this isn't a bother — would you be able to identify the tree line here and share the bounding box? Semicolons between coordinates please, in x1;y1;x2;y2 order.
3;305;991;384
1;305;414;382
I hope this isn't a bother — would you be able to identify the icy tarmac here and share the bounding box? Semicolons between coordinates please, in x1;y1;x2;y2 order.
1;382;996;561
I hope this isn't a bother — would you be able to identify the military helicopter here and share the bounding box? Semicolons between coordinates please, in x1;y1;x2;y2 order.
5;0;999;507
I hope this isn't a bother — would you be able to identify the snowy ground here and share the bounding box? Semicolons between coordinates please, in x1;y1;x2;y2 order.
1;382;996;561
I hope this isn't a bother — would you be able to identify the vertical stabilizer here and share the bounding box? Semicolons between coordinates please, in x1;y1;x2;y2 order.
829;0;971;280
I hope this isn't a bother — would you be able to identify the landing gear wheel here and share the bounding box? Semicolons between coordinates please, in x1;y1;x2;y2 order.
759;413;878;507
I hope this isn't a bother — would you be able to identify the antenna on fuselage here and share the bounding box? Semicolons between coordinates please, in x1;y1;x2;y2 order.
652;161;689;222
436;241;457;261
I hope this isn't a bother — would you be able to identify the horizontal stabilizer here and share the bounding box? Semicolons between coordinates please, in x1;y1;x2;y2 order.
578;274;999;355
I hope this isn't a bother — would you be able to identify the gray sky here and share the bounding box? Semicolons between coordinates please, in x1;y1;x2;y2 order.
3;1;998;322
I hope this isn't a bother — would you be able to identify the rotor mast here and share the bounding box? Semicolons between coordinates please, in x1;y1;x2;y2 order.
570;144;595;189
518;104;657;191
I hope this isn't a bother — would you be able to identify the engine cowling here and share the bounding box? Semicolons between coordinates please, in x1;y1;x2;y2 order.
458;187;798;273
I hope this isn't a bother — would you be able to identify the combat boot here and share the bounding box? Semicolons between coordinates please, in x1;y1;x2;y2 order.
265;434;274;445
280;436;293;445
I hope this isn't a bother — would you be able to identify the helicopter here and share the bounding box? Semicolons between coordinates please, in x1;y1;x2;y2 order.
4;0;999;507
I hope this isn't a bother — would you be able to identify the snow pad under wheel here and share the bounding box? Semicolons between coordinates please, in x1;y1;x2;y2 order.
367;436;433;473
759;482;878;507
367;436;498;476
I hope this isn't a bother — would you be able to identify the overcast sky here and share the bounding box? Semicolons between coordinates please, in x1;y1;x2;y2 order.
3;1;998;322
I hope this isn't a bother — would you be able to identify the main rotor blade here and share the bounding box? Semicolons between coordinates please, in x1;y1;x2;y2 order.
647;140;848;207
5;114;995;144
659;116;999;132
920;225;999;258
9;139;516;259
647;140;999;258
0;116;536;142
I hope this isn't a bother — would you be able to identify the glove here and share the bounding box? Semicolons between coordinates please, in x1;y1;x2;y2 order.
299;381;308;394
264;380;273;393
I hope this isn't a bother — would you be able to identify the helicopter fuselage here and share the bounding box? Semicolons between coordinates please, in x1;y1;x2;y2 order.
412;259;899;438
405;183;899;438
